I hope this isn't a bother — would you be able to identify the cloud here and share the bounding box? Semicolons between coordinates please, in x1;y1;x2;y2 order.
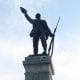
0;72;24;80
21;0;53;7
0;0;80;80
0;39;33;62
53;74;78;80
52;33;80;80
20;0;55;17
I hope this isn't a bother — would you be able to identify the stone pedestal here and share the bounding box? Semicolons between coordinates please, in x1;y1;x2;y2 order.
23;55;54;80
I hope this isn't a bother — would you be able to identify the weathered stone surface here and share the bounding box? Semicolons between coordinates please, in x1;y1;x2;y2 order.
23;55;54;80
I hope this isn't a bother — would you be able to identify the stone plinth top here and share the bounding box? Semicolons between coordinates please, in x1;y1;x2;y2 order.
23;55;51;65
23;55;54;75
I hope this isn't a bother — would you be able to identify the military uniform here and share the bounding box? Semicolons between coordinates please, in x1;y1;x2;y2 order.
24;13;52;55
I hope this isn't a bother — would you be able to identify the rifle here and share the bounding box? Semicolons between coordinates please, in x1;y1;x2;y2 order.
48;16;61;58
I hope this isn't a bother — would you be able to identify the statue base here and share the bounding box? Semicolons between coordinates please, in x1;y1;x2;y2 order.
23;55;54;80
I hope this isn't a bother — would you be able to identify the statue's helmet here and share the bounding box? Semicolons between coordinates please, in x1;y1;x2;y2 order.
35;13;41;19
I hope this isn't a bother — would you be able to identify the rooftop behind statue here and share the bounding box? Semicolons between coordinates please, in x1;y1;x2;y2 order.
20;7;55;56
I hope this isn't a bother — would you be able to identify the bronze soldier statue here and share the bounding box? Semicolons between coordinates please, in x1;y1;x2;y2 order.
20;7;54;56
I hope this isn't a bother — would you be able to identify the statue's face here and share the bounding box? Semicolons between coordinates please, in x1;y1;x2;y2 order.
35;13;41;19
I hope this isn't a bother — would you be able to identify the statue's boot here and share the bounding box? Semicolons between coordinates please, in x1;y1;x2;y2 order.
34;49;38;56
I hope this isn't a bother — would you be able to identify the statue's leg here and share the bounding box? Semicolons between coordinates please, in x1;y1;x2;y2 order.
40;34;47;54
33;34;39;55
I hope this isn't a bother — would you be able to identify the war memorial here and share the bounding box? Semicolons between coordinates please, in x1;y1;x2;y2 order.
20;7;60;80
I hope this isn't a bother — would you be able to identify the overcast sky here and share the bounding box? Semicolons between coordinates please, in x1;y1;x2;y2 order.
0;0;80;80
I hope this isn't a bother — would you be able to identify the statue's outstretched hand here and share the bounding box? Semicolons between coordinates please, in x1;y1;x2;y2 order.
20;7;27;14
50;33;55;38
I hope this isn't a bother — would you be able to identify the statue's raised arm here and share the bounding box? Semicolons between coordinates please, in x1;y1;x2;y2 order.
20;7;33;24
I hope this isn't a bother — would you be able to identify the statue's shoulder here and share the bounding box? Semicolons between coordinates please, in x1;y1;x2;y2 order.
41;19;46;22
31;19;37;23
40;20;46;23
41;20;47;25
